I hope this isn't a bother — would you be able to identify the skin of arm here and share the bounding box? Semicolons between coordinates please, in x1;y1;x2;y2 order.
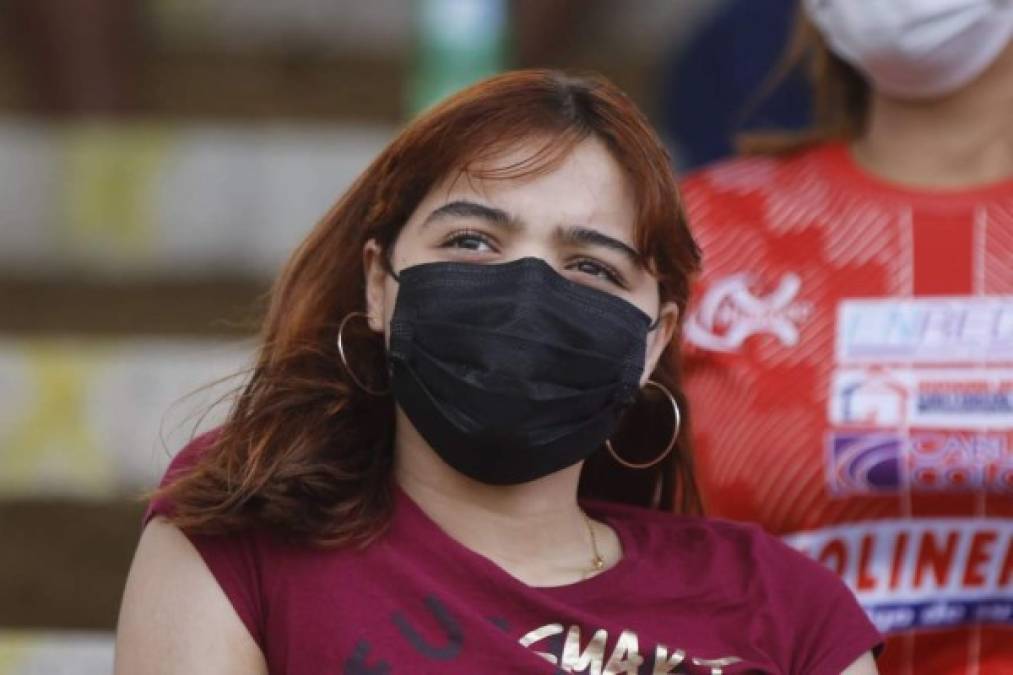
113;516;268;675
841;651;879;675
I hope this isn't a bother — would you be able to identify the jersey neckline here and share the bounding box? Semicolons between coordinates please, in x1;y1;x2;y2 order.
390;481;641;603
810;141;1013;207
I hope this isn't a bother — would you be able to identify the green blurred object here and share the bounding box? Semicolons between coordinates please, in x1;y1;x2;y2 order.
409;0;509;115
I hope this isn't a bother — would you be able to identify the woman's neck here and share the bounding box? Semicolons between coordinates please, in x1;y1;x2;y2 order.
852;43;1013;189
392;412;618;586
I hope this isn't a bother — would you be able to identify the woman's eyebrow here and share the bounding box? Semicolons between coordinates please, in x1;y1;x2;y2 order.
421;201;642;266
555;225;643;267
421;200;520;231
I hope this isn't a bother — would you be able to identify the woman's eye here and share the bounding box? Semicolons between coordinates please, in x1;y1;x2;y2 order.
442;231;495;252
571;259;625;287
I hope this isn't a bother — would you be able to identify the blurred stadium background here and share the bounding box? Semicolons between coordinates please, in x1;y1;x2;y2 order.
0;1;731;671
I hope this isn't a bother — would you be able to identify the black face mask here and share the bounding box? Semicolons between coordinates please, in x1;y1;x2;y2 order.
387;257;655;485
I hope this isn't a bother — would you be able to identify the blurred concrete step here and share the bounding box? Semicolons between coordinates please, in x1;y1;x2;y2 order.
0;337;250;497
0;498;144;630
0;276;267;336
0;631;114;675
0;120;391;278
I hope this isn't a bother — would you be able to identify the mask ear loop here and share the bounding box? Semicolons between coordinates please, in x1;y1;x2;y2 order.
647;315;661;331
342;250;400;394
381;252;401;283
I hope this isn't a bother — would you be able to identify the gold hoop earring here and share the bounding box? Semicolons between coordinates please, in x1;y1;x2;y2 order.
605;379;681;470
337;311;390;396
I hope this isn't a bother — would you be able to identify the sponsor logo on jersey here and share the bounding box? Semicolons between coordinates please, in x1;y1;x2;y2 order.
686;273;811;352
826;430;1013;494
829;367;1013;429
828;297;1013;494
785;519;1013;634
836;296;1013;365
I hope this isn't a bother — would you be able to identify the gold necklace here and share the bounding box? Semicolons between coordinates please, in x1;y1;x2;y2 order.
581;510;605;573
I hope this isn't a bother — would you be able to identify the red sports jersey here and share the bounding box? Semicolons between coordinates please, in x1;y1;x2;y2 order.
681;142;1013;674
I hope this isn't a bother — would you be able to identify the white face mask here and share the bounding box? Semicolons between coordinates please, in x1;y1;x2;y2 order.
803;0;1013;99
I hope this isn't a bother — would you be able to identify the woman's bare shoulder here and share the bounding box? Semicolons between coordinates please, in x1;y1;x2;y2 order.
114;516;268;675
842;651;879;675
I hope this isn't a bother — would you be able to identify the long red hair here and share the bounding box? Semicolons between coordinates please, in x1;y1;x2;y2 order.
153;69;702;547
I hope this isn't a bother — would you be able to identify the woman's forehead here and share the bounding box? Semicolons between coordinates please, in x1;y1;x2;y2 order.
424;137;635;233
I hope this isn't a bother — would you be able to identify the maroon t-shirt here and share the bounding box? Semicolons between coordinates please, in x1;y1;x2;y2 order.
144;432;881;674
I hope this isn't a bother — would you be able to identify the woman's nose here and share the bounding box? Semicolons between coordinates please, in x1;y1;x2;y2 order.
499;246;562;273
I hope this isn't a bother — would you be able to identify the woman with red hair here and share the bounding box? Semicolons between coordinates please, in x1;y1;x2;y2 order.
114;70;879;674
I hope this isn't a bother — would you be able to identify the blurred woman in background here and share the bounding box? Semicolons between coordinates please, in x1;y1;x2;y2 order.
681;1;1013;673
114;69;880;674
